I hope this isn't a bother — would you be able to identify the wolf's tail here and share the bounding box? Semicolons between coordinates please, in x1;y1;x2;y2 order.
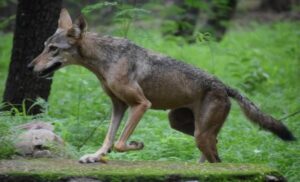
226;87;296;141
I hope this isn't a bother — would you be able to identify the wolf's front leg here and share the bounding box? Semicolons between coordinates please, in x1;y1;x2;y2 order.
79;98;127;163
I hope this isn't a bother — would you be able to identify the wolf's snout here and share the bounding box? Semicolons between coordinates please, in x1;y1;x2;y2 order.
27;63;34;71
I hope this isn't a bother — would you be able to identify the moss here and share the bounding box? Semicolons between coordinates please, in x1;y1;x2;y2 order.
0;159;284;181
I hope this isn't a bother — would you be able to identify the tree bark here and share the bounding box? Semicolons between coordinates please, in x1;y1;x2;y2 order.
2;0;62;115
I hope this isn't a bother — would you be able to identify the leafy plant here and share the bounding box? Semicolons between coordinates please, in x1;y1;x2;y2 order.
113;6;150;38
0;15;15;30
228;57;269;93
0;121;15;159
81;1;118;15
81;1;150;38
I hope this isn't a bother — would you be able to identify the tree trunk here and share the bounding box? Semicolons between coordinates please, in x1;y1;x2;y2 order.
203;0;237;41
259;0;292;13
2;0;62;115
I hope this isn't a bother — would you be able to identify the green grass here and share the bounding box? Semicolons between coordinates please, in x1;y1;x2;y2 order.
0;22;299;181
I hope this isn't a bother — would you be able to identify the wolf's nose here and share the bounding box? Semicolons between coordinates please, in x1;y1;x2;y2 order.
27;63;34;71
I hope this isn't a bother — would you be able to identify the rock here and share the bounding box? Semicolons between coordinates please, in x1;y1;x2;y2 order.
16;121;55;131
14;121;64;158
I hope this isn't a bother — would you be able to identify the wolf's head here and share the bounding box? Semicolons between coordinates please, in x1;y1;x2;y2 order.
28;9;87;77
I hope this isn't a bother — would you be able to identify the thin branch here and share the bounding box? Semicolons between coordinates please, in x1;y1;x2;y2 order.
279;110;300;121
77;113;110;150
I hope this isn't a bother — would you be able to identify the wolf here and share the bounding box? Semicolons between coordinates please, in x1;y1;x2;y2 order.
28;9;295;163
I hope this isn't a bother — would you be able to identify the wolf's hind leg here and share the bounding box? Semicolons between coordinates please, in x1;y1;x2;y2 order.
194;90;231;163
168;108;194;136
169;108;208;162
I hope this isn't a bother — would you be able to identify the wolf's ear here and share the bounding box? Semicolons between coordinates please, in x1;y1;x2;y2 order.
67;15;87;39
58;8;72;30
74;14;87;32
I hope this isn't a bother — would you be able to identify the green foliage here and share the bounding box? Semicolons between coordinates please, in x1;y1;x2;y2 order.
46;67;111;151
0;33;12;97
0;118;15;159
82;1;150;38
113;7;150;37
0;0;16;8
0;15;15;30
81;1;118;15
228;57;269;93
196;32;212;42
114;7;150;19
185;0;209;10
0;110;34;159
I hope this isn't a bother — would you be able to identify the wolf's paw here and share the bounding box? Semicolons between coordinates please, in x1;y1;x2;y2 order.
114;141;144;152
79;153;106;164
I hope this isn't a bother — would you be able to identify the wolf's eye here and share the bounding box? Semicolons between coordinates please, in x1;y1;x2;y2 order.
49;45;58;52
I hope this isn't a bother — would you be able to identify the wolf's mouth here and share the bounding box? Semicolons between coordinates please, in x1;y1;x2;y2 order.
39;62;62;77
